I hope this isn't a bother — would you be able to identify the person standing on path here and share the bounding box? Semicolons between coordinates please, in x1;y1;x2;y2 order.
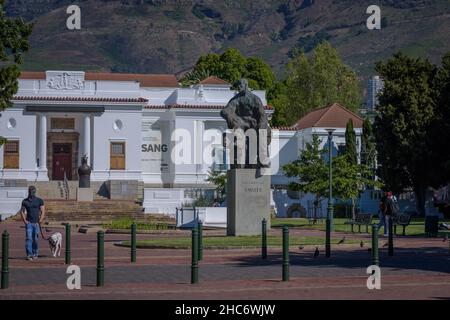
384;191;398;237
20;186;45;260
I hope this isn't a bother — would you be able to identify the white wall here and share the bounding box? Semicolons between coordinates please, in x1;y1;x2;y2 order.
0;186;28;220
91;106;143;181
0;106;38;180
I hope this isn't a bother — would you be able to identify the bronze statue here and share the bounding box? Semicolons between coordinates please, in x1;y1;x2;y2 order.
220;79;271;169
78;155;91;188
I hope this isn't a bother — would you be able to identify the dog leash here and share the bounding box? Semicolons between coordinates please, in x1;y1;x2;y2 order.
38;222;50;241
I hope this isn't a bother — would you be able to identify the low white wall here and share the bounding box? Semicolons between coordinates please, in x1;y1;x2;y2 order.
143;188;192;215
0;187;27;220
175;207;226;229
199;207;226;228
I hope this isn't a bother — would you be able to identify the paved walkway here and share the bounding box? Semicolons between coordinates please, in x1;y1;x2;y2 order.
0;222;449;299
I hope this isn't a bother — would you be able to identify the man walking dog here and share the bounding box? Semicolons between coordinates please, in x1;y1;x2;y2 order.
20;186;45;260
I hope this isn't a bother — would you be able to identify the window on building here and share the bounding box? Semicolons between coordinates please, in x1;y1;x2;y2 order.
51;118;75;130
3;140;19;169
110;141;125;170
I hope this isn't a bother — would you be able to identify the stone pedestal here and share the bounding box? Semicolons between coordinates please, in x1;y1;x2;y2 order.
77;187;93;202
227;168;271;236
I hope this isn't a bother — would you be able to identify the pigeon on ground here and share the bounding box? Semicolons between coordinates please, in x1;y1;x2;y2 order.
360;241;364;248
314;247;320;258
337;237;346;245
299;246;305;250
382;242;388;247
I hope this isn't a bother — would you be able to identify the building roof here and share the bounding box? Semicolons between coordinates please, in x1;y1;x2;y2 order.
19;71;179;88
199;76;230;85
145;104;274;110
272;126;296;131
12;96;148;103
294;103;363;130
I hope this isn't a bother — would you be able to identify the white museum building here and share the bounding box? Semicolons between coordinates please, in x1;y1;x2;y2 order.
1;70;393;220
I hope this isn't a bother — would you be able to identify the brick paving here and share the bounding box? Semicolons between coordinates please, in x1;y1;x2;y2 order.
0;221;449;300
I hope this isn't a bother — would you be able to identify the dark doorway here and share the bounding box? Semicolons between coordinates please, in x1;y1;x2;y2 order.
52;143;72;180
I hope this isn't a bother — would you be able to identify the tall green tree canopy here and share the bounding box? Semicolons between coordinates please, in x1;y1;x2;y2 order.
361;118;377;171
345;119;357;165
429;53;450;186
181;48;275;90
0;0;32;145
0;0;32;111
374;52;438;216
271;42;361;126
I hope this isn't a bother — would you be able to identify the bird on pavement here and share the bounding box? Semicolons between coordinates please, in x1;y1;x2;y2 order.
314;247;320;258
337;237;346;245
360;241;364;248
299;246;305;250
443;234;448;242
382;242;388;247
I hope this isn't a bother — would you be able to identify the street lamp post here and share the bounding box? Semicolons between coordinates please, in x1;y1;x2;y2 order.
325;129;335;258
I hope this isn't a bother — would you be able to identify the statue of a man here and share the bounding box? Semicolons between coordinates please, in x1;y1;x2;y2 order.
220;79;271;168
78;155;91;188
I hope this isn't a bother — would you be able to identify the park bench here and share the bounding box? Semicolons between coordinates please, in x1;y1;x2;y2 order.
392;213;412;236
344;213;373;233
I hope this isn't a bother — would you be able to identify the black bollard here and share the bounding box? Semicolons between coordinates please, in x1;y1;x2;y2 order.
131;223;136;263
262;219;267;260
371;224;379;266
325;219;331;258
1;231;9;289
282;226;289;281
191;228;199;284
65;223;71;265
198;221;203;261
97;230;104;287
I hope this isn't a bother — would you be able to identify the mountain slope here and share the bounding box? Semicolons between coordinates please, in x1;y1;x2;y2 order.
5;0;450;78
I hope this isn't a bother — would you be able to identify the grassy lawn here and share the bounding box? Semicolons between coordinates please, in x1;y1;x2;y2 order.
121;236;359;249
103;217;169;231
271;218;428;236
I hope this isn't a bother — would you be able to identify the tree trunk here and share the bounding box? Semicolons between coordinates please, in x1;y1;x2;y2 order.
313;195;319;224
414;185;427;217
351;198;356;220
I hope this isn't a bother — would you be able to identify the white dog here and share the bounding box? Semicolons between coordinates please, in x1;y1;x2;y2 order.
48;232;62;257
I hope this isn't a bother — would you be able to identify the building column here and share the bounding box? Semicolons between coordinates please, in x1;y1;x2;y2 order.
83;114;91;164
37;113;49;181
39;114;47;170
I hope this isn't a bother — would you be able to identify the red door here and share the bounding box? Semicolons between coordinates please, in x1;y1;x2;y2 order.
52;144;72;180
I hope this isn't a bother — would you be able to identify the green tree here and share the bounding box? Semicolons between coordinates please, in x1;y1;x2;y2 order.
0;0;32;145
374;52;437;216
284;134;379;220
361;118;377;172
345;119;357;165
430;53;450;187
206;169;227;203
283;134;328;196
277;42;361;125
181;48;275;90
267;80;290;127
283;134;328;222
